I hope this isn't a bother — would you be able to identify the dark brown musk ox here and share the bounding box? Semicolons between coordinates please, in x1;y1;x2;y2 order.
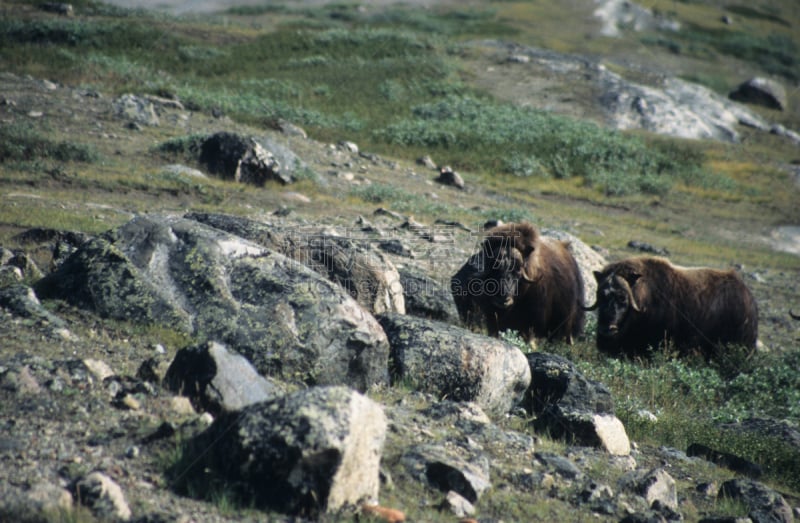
584;256;758;360
450;222;585;344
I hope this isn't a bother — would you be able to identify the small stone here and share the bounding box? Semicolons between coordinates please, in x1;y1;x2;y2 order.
444;490;475;517
83;359;115;382
119;394;141;410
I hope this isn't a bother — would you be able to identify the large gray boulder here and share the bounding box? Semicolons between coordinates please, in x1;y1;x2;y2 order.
184;386;386;518
377;313;530;418
730;77;788;111
187;212;405;315
34;214;390;391
198;131;288;185
526;352;630;456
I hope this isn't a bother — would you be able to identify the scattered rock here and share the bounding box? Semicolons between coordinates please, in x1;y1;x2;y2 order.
621;467;678;512
338;140;359;154
198;131;288;185
401;444;491;503
436;166;465;190
718;478;793;523
112;94;159;126
185;386;386;518
523;352;615;416
417;155;437;170
73;471;132;521
525;352;630;455
165;340;285;414
378;313;531;418
730;77;788;111
443;490;476;517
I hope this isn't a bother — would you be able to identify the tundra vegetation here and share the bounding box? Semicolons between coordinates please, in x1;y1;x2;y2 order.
0;0;799;521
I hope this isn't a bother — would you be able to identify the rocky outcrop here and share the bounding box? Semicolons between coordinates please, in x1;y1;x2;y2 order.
377;313;531;418
480;41;796;145
183;386;386;518
593;0;681;38
33;214;390;391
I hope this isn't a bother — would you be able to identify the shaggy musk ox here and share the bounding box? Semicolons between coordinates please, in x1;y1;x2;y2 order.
451;222;585;344
585;256;758;359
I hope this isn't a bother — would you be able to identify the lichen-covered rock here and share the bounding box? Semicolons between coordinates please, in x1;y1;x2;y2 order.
187;212;404;315
165;340;285;414
34;215;390;391
524;352;614;416
526;352;630;455
377;313;531;418
185;386;386;518
113;93;159;126
621;467;678;512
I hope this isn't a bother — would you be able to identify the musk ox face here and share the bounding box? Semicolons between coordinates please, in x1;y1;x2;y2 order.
480;241;531;310
593;271;641;340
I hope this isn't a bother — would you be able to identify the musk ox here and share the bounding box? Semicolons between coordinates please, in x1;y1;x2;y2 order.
585;256;758;359
450;222;585;344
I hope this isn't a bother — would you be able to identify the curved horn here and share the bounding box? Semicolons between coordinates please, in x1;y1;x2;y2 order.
582;301;598;311
790;309;800;320
615;275;641;312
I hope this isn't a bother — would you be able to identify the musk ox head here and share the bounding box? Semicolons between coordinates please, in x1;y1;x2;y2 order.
478;222;540;310
587;267;642;341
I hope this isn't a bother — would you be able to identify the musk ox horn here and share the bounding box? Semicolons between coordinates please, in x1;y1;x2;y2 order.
790;309;800;320
582;301;598;311
615;274;641;312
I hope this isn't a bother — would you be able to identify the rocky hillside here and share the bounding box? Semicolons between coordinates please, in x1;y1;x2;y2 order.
1;0;800;522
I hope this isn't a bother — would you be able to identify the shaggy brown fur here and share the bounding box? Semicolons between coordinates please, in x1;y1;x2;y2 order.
588;256;758;359
451;222;585;343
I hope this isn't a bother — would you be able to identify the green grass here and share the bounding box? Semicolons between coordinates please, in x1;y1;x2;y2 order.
0;122;98;164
